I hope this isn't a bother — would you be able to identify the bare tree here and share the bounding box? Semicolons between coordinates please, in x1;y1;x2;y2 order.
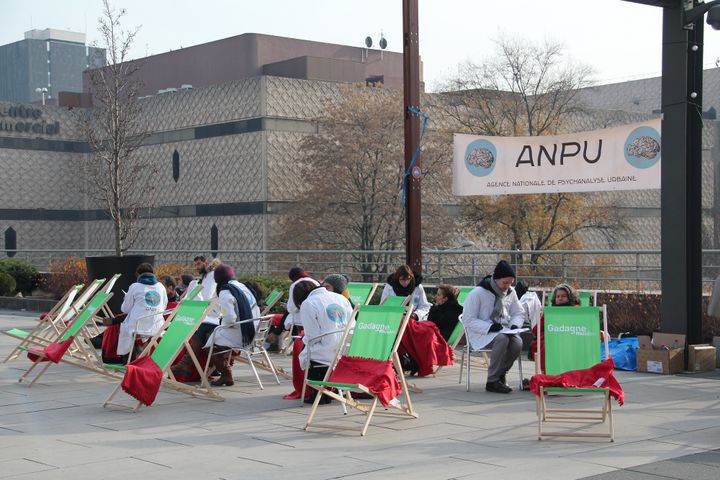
276;83;454;279
80;0;154;256
436;36;593;137
433;36;624;261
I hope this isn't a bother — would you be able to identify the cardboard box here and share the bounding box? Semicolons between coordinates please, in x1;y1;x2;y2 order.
688;344;717;372
636;333;686;374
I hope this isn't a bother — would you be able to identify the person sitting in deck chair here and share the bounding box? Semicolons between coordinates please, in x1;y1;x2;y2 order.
296;277;353;404
463;260;525;394
381;265;431;320
117;263;168;362
531;283;580;371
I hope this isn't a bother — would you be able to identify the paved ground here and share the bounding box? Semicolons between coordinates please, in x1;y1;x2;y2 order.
1;309;719;480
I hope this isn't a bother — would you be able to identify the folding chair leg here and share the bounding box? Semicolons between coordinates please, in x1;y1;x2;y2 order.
27;361;53;387
458;350;465;384
300;366;309;407
360;396;379;436
304;386;326;430
261;350;280;385
103;382;123;408
466;345;471;392
245;351;263;390
517;355;524;391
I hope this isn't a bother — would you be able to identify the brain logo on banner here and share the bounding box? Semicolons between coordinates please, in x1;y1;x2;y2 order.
624;126;661;169
464;139;496;177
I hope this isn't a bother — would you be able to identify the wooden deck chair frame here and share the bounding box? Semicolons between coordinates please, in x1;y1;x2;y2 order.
260;290;284;316
456;314;524;392
3;277;109;360
304;304;418;436
18;291;115;386
204;315;284;389
103;299;222;412
298;319;356;407
3;283;84;363
381;295;411;307
347;282;378;306
536;304;614;442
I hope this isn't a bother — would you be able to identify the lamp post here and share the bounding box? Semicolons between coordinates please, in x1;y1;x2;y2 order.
34;87;48;106
624;0;720;344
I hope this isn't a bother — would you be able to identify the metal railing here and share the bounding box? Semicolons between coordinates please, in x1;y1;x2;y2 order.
3;247;720;292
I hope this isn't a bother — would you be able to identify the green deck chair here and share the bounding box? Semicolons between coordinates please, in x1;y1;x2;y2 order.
347;282;378;306
18;291;114;386
456;287;474;306
536;305;614;441
261;289;285;315
3;283;84;363
304;304;417;436
381;295;410;307
103;299;221;412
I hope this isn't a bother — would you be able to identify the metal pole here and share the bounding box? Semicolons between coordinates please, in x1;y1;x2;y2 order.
660;3;704;343
403;0;422;273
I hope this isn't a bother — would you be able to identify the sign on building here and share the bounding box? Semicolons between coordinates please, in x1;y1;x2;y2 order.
453;119;661;195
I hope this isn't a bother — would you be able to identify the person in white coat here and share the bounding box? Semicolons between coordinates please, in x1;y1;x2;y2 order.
284;267;320;330
205;264;255;387
380;265;431;320
515;279;542;329
296;279;353;404
463;260;525;394
118;263;168;358
171;255;220;378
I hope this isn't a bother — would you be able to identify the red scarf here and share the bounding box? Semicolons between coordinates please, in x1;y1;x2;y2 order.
530;358;624;406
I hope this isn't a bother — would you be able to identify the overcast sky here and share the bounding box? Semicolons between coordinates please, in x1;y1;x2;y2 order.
2;0;719;91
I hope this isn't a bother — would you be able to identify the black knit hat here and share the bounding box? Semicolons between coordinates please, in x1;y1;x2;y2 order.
492;260;516;279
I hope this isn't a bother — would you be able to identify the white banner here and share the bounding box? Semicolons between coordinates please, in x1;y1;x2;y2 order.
453;119;661;195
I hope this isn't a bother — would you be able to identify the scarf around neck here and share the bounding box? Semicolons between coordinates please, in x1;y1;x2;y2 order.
138;273;157;286
479;275;507;322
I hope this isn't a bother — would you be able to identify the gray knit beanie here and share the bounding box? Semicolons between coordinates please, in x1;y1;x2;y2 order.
323;274;348;293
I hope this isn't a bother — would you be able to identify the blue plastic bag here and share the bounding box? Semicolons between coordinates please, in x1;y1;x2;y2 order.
601;337;639;371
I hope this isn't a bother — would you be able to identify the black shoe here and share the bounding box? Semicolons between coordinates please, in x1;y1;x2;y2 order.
266;344;280;353
486;380;512;394
304;395;332;405
90;333;103;349
522;378;531;391
499;374;507;386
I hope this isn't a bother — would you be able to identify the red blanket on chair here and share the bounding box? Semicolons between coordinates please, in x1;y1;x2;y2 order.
328;357;400;407
399;320;454;376
121;355;164;406
529;358;624;406
27;336;75;363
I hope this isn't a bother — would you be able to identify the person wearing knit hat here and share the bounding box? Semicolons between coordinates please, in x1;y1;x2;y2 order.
322;274;349;297
493;260;516;280
461;259;525;394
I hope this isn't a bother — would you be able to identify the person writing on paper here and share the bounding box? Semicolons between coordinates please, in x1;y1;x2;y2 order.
463;260;525;394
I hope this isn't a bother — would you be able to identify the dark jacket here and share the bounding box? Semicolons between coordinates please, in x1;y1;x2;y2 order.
427;299;463;342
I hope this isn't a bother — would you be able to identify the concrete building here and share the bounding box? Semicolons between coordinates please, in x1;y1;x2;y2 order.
0;32;717;281
0;29;105;104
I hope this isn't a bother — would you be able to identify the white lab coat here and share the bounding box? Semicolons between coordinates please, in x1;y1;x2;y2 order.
206;280;254;349
118;280;168;355
519;291;542;328
462;285;525;350
298;288;353;367
284;277;320;328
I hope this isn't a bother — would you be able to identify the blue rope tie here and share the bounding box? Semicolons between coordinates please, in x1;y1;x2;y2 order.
402;105;429;208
